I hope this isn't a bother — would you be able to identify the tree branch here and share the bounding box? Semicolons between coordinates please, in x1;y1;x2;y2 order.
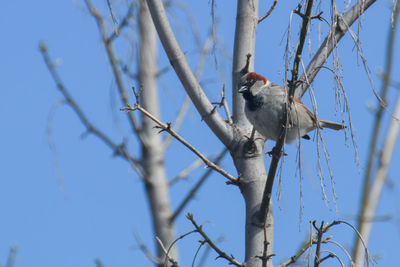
121;101;238;185
39;43;143;177
354;92;400;265
170;148;228;222
186;213;243;267
84;0;142;139
354;8;399;266
145;0;234;147
156;236;180;267
107;2;135;43
289;0;314;97
259;0;315;226
295;0;377;98
258;0;278;23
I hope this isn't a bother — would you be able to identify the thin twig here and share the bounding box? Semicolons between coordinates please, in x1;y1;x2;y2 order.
121;98;238;185
163;27;218;149
170;148;228;222
107;2;135;43
338;220;372;267
106;0;119;35
295;0;377;98
39;43;143;177
212;86;233;124
313;221;324;267
133;232;162;265
259;0;315;231
279;237;316;267
221;86;233;124
326;240;354;266
289;0;314;98
169;157;204;186
186;213;243;267
156;236;179;267
84;0;142;140
258;0;278;23
163;96;191;149
319;251;343;266
192;240;207;267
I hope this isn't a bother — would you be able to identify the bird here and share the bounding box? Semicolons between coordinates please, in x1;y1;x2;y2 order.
238;72;346;144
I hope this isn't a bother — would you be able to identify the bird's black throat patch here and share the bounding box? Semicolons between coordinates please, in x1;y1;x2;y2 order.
242;91;263;111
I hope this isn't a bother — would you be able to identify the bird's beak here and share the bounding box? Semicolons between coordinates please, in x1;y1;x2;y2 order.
238;84;249;93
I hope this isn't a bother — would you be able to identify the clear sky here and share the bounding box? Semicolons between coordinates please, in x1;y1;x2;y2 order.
1;0;399;266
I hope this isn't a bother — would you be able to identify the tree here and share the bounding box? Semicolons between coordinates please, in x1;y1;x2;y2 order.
37;0;400;266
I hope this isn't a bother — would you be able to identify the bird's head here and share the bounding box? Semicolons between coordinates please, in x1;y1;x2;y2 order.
238;72;269;96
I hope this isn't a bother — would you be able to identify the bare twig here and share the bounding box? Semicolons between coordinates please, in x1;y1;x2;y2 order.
258;0;278;23
319;251;343;266
121;100;238;185
191;240;207;267
107;2;135;43
106;0;119;34
156;236;179;267
169;157;204;186
163;26;220;149
295;0;377;98
186;213;243;267
289;0;314;98
39;43;143;177
313;221;325;267
133;232;162;265
84;0;142;140
196;236;225;267
326;240;354;266
279;229;335;267
212;86;233;124
259;0;314;227
337;220;372;267
163;96;191;149
170;148;228;222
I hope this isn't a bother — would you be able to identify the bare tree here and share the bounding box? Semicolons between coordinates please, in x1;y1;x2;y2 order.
144;0;378;266
40;0;400;266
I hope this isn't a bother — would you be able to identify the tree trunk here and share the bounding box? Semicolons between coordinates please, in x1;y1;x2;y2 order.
139;0;177;264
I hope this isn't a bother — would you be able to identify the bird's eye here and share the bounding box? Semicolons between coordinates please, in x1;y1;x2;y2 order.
245;79;255;88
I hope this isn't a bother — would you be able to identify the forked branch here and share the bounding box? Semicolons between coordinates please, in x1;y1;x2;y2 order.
121;90;238;185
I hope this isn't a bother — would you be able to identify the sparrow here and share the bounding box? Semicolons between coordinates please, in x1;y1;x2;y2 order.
238;72;345;144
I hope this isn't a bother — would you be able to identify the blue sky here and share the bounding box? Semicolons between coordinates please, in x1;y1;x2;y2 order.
1;0;399;266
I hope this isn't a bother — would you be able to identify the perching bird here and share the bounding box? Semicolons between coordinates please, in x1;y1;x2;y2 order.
238;72;345;144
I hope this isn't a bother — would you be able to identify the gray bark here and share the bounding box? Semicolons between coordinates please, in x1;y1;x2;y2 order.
145;0;234;148
231;1;274;266
139;0;177;264
354;94;400;266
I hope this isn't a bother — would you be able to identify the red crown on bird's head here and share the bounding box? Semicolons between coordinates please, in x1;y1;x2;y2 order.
246;72;267;84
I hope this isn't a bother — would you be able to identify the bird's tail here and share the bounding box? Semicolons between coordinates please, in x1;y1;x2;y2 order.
319;120;346;130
